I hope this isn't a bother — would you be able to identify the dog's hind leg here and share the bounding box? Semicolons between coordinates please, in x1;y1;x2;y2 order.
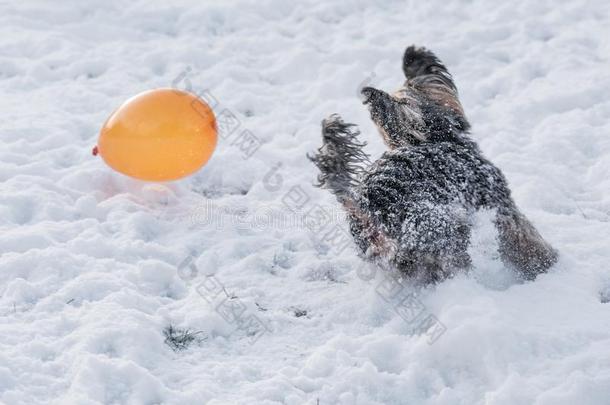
494;209;558;280
394;202;472;283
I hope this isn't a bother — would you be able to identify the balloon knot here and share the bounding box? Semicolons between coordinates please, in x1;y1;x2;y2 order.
92;146;99;156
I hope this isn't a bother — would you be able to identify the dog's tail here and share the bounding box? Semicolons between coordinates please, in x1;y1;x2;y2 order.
494;209;558;280
308;114;370;204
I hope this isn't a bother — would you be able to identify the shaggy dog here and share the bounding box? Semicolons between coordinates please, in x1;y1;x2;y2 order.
310;46;557;284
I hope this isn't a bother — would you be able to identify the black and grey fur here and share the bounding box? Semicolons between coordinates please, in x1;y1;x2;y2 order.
310;46;557;284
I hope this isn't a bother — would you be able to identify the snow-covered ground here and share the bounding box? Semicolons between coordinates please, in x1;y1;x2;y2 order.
2;1;610;404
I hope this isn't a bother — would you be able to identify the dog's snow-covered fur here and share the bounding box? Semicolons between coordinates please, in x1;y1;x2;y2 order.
310;46;557;284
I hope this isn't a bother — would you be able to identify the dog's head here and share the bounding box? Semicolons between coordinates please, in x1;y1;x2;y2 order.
362;84;469;149
362;46;470;149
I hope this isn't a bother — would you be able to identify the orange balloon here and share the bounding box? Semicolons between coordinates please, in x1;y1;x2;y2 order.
94;88;217;181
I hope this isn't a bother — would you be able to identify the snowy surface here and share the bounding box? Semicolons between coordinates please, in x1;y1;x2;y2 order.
2;1;610;404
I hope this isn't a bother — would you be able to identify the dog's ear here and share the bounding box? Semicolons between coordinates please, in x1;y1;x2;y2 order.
403;46;454;86
403;46;470;131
